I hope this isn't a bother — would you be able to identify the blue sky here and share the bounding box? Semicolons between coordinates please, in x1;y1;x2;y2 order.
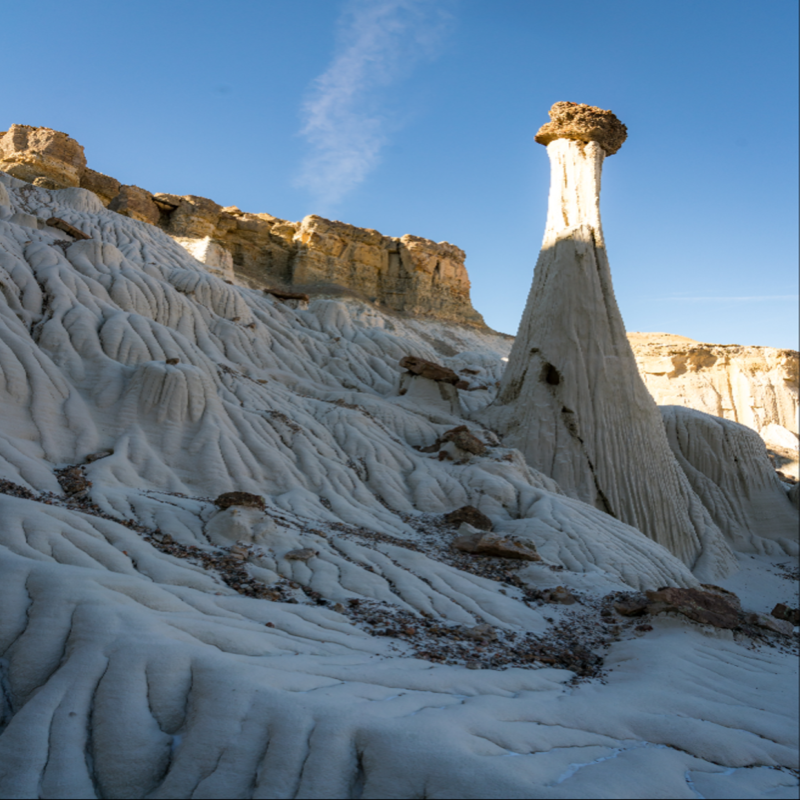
3;0;797;347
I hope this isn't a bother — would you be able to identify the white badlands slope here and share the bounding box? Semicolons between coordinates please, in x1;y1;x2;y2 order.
0;175;797;798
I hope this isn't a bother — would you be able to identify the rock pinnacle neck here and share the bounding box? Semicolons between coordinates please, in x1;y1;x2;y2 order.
543;139;605;248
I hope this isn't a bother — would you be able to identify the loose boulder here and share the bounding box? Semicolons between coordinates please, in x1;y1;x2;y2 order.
108;185;161;225
399;356;460;385
645;587;741;629
214;492;266;511
455;525;541;561
444;505;493;531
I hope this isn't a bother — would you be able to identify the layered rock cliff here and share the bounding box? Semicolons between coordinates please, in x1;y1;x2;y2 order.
628;332;799;478
0;125;484;327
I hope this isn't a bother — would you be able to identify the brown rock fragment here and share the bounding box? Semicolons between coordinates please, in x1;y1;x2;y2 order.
542;586;577;605
613;597;649;617
771;603;800;626
534;102;627;156
442;426;487;455
444;505;493;531
399;356;460;385
214;492;266;511
645;587;741;629
284;548;317;562
108;185;160;225
743;612;793;636
46;217;91;240
455;530;541;561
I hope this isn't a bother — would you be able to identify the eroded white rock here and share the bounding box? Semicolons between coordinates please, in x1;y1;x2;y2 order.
482;135;736;579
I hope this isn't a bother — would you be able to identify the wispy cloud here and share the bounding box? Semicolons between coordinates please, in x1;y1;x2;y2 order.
296;0;452;208
656;295;799;303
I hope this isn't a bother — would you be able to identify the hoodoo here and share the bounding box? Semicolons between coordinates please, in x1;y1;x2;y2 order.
482;102;735;576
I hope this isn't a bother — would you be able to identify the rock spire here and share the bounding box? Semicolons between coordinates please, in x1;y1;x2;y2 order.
482;103;735;577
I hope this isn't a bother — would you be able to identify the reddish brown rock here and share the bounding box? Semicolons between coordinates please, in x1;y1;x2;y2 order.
444;505;493;531
399;356;460;385
442;426;487;455
534;102;627;156
108;185;160;225
455;530;540;561
645;587;741;629
214;492;266;511
543;586;577;605
0;125;86;187
46;217;91;240
770;603;800;626
613;596;649;617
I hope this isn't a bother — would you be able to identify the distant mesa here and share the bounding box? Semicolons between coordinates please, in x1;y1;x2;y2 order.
534;101;627;156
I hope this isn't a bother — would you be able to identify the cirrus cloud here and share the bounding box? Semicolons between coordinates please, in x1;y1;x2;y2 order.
296;0;453;208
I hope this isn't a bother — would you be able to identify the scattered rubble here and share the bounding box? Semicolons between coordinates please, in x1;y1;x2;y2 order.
56;466;91;497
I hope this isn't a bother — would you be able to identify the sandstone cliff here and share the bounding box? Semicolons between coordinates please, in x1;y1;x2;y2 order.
0;125;485;327
628;332;799;479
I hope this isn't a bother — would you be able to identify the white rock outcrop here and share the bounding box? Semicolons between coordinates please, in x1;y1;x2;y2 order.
482;104;736;578
661;406;798;555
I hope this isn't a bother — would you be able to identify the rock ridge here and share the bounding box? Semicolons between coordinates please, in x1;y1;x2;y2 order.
0;125;485;327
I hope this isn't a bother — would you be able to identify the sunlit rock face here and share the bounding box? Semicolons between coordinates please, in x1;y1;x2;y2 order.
482;104;736;578
0;124;486;327
628;332;800;479
0;125;86;189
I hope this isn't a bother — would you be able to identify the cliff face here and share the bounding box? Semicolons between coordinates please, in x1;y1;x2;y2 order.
628;333;798;435
628;333;799;478
0;125;485;327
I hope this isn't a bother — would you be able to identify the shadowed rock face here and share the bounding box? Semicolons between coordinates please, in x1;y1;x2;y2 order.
534;102;627;156
483;106;736;578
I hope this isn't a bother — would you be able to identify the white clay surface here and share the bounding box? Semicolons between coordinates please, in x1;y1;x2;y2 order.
0;173;796;798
